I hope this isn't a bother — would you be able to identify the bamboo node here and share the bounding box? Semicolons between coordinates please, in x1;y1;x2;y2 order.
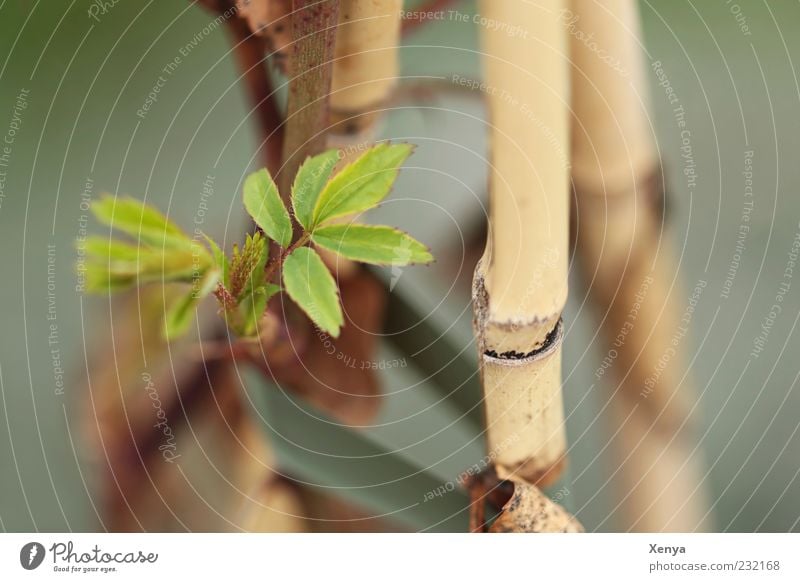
483;319;563;365
473;259;564;354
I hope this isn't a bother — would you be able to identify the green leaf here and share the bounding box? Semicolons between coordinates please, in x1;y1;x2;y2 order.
82;236;142;266
91;195;191;249
312;143;413;227
291;149;340;230
84;242;208;285
238;283;280;337
164;292;197;340
312;224;433;266
282;246;343;337
201;232;230;289
82;263;136;293
142;244;208;283
163;270;220;340
243;169;292;247
194;265;222;298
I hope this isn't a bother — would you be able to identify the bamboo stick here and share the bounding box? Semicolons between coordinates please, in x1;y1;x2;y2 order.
609;393;711;532
473;0;570;488
234;422;308;532
238;478;308;532
321;0;402;278
328;0;402;142
568;0;653;195
568;0;710;531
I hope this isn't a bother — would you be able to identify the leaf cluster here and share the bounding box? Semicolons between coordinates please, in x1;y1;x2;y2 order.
80;143;432;340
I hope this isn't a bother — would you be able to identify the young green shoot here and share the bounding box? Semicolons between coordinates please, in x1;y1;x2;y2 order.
79;143;433;340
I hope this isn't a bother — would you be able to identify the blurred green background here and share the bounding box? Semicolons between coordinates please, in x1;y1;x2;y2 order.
0;0;798;532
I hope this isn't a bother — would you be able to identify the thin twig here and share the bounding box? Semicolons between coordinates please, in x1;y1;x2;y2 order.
263;232;311;284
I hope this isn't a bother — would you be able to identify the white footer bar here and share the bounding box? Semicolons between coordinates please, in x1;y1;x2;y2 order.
1;533;797;580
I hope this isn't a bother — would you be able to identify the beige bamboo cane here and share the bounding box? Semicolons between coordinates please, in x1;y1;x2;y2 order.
318;0;403;277
490;476;583;533
473;0;570;489
609;391;711;532
568;0;710;531
234;420;308;532
328;0;402;143
568;0;652;194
